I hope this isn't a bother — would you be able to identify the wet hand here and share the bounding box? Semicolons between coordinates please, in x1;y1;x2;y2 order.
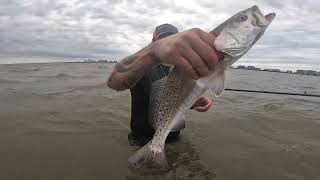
152;28;221;80
191;96;212;112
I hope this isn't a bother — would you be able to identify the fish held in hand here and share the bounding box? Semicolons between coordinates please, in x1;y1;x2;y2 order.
128;5;276;169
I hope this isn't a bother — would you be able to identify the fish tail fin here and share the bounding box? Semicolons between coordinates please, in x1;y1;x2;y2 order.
128;143;168;169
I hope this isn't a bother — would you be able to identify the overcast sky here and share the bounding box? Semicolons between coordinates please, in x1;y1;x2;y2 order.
0;0;319;70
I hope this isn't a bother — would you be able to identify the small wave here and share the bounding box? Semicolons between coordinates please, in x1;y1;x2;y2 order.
29;73;96;79
287;97;320;106
73;84;105;91
34;84;105;96
128;139;215;179
98;65;109;69
35;88;76;96
258;102;286;111
52;73;78;79
299;86;317;90
0;78;22;84
8;67;41;73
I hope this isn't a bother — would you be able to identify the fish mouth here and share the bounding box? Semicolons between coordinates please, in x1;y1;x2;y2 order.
252;5;263;16
251;5;276;27
265;13;276;22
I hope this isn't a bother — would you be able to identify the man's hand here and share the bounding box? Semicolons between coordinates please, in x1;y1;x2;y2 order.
153;28;221;80
191;96;212;112
107;28;222;91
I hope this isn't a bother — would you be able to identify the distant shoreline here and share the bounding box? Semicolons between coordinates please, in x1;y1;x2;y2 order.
231;65;320;76
63;62;116;64
68;62;320;77
0;62;319;77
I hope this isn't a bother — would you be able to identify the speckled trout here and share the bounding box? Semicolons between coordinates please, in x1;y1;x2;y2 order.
129;5;276;169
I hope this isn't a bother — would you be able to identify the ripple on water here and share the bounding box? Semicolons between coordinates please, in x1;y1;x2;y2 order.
29;73;96;79
0;78;22;84
260;102;286;112
126;139;216;180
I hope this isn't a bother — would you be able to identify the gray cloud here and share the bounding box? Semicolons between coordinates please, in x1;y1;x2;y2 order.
0;0;319;70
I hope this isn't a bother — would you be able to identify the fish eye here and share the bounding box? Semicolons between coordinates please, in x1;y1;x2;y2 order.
239;14;248;21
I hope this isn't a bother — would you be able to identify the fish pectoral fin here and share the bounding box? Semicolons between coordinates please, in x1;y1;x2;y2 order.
224;47;247;57
206;70;226;97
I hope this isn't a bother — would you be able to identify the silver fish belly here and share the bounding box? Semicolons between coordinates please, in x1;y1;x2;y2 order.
128;5;276;169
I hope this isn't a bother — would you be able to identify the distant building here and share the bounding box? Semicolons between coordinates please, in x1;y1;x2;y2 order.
295;70;320;76
83;59;117;63
263;68;281;72
237;65;246;69
225;65;318;76
308;70;319;76
84;59;95;63
296;70;307;75
246;66;261;70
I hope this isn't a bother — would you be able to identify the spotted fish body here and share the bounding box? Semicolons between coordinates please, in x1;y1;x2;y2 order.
148;67;186;133
129;5;276;169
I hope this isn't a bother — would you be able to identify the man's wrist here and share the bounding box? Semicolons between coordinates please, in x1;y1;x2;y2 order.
148;42;161;63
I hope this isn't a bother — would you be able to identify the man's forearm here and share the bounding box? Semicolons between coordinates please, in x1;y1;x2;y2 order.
107;28;221;91
107;43;157;91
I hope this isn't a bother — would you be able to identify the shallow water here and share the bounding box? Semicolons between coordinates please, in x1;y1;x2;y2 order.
0;63;319;180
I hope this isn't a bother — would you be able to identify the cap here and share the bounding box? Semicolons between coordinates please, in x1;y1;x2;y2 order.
153;24;178;41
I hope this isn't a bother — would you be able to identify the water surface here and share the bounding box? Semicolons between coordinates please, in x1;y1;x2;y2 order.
0;63;319;180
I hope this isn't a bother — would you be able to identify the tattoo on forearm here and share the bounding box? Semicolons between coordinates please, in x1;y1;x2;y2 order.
109;44;155;90
114;54;138;73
